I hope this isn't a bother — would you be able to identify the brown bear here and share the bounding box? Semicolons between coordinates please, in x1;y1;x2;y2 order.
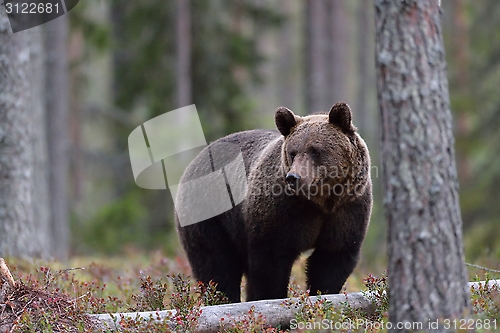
175;102;372;302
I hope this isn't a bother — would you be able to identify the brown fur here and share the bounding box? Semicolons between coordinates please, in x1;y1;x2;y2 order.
176;102;372;302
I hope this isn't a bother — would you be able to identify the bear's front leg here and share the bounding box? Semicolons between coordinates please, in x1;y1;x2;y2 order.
306;248;360;295
246;247;297;301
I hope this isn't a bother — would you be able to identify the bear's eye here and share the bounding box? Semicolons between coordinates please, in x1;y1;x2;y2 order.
289;152;296;162
310;148;321;158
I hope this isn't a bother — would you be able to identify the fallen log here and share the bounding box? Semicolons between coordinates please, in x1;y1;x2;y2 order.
0;258;16;304
0;258;16;289
92;279;500;332
93;291;373;331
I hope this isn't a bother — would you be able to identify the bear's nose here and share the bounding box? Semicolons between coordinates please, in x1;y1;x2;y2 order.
285;172;301;185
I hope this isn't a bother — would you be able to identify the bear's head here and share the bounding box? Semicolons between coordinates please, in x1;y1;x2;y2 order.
275;102;370;212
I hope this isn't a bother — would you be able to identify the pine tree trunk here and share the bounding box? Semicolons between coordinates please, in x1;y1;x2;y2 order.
304;0;329;113
305;0;350;114
0;16;43;257
277;0;296;110
45;17;70;259
355;2;376;141
176;0;192;107
329;0;348;105
374;0;470;330
30;26;52;259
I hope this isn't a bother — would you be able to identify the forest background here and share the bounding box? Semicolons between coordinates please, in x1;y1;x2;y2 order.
3;0;499;274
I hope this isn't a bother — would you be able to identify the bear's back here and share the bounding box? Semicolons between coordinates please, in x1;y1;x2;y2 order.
217;129;281;174
178;129;281;185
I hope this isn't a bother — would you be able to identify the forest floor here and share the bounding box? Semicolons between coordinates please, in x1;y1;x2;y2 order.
0;251;499;332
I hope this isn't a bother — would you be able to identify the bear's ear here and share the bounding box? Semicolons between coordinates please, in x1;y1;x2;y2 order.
275;107;298;136
328;102;356;134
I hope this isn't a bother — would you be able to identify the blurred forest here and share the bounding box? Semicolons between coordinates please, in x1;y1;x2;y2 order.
67;0;385;262
2;0;499;270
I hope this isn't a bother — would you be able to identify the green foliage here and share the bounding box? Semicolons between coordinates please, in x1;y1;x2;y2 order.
168;274;201;332
111;0;283;137
194;280;230;306
444;0;500;258
190;0;283;139
70;0;284;256
111;0;176;120
130;274;168;312
361;272;389;322
471;274;500;324
81;192;147;254
69;0;111;52
285;286;340;327
283;273;389;332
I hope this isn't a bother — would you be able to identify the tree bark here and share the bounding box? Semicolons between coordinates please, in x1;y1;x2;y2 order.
355;2;376;141
304;0;329;113
0;15;44;257
305;0;350;114
374;0;470;330
30;26;52;259
277;0;296;110
176;0;192;107
329;0;348;105
44;16;70;260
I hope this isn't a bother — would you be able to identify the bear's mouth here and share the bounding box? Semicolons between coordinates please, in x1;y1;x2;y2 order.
285;180;319;199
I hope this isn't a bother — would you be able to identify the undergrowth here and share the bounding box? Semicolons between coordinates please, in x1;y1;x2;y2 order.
1;256;500;333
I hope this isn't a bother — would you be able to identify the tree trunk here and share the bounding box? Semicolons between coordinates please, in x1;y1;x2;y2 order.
355;1;376;141
374;0;470;330
304;0;329;113
305;0;350;114
176;0;192;107
277;0;296;110
0;16;45;257
44;16;70;260
329;0;348;105
30;26;52;259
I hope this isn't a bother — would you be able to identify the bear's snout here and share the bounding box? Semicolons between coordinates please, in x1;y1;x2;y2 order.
285;172;301;191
